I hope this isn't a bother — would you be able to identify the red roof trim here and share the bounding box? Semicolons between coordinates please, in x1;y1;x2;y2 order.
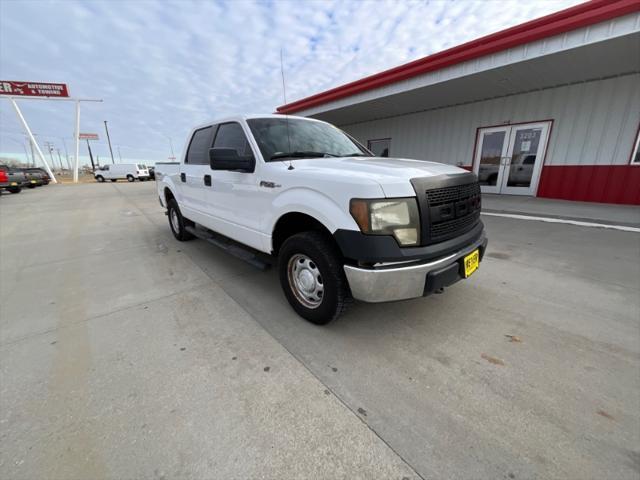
277;0;640;114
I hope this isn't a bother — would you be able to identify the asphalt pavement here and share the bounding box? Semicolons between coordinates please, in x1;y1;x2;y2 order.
1;182;638;480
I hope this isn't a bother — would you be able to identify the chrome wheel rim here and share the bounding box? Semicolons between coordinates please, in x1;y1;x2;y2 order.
287;254;324;309
170;209;180;233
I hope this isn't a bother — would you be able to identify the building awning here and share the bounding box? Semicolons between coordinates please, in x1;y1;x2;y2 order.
277;0;640;124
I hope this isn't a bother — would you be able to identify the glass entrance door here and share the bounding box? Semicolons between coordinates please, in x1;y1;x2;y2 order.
473;121;551;196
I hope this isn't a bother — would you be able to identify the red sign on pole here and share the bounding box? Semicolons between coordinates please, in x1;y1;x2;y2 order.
79;133;99;140
0;80;69;98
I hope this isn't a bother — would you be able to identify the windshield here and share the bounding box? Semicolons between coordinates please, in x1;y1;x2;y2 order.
247;117;370;161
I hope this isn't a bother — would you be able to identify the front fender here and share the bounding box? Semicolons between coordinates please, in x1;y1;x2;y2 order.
265;187;361;241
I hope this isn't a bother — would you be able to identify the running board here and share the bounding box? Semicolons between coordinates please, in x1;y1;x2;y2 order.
184;225;272;271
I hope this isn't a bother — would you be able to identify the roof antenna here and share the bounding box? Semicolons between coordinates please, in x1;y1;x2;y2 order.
280;48;294;170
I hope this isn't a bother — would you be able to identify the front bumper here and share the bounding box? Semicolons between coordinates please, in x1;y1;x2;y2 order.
343;232;487;303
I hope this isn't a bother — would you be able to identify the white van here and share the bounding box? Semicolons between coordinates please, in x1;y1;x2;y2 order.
95;164;150;182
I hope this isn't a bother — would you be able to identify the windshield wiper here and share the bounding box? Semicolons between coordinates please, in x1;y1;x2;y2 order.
343;152;370;157
270;151;338;161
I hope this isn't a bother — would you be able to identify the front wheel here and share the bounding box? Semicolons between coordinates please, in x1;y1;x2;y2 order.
167;199;194;241
127;175;134;182
96;175;105;183
278;231;351;324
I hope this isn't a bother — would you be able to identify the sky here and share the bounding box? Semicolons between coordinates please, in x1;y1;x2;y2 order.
0;0;583;166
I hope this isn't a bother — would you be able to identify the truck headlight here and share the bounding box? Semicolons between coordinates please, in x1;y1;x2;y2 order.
350;198;420;246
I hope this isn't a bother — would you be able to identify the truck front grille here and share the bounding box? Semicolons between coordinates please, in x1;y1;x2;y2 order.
410;173;482;245
425;182;480;206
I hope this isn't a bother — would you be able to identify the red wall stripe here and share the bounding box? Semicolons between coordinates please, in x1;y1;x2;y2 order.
537;165;640;204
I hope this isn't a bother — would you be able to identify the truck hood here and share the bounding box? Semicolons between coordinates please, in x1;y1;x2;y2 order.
288;156;471;197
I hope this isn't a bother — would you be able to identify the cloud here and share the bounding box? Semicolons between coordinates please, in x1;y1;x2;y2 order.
0;0;582;163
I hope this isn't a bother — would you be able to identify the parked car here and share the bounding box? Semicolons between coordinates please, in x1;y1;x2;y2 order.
94;163;150;182
20;167;51;187
0;165;29;193
156;114;487;324
147;166;155;180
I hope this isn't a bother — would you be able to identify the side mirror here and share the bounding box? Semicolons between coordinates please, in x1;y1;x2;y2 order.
209;148;255;172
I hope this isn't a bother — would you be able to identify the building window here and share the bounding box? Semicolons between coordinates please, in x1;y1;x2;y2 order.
631;125;640;165
368;138;390;157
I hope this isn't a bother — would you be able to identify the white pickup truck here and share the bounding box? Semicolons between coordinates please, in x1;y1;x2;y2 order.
156;114;487;324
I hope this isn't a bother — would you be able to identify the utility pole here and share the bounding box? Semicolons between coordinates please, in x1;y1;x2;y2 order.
44;141;56;171
28;138;36;166
117;145;122;162
56;149;64;170
86;139;96;171
61;138;70;168
9;138;29;165
104;120;115;164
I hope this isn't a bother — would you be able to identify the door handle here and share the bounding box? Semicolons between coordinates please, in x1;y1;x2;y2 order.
204;174;211;187
180;173;186;182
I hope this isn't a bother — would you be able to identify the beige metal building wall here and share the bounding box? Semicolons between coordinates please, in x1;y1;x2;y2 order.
341;73;640;168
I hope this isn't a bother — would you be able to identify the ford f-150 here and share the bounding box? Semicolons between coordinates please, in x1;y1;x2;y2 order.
156;114;487;324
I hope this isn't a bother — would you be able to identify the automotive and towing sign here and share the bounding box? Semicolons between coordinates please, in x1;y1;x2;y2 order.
0;80;69;98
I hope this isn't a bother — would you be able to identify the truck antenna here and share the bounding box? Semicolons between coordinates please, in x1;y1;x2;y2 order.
280;48;294;170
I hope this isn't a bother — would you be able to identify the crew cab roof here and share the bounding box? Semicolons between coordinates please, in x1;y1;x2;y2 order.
190;113;328;131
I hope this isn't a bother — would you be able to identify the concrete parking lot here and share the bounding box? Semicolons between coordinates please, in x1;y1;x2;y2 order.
1;182;639;480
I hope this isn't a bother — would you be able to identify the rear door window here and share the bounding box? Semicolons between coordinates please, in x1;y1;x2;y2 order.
186;126;215;164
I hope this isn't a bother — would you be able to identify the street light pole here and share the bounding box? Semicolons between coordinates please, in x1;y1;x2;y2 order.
117;145;122;161
104;120;115;164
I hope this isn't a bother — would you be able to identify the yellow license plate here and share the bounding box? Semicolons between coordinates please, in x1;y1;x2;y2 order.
463;249;480;278
30;180;36;183
10;182;17;186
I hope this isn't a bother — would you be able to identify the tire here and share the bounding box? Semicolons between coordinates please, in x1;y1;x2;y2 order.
278;231;351;324
27;183;36;188
96;175;105;183
167;199;194;241
111;179;117;182
127;175;135;182
8;187;21;194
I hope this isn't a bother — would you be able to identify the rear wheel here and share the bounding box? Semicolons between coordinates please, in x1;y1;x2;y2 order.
96;175;105;183
127;175;134;182
167;199;194;241
278;231;351;324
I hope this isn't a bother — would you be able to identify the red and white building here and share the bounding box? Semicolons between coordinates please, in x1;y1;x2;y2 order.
278;0;640;205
